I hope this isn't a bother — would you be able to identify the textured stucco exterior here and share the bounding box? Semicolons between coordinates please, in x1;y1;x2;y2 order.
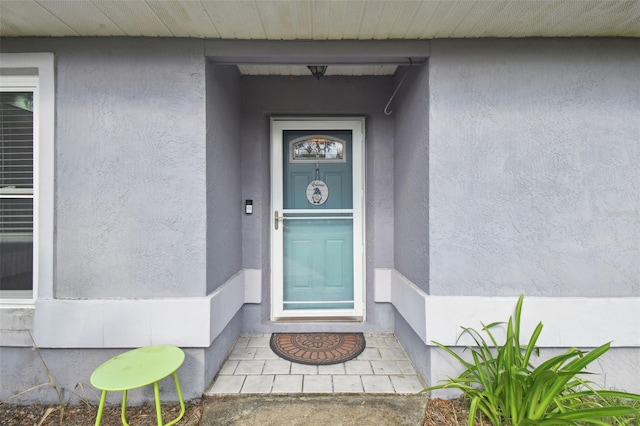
239;75;396;333
0;38;231;404
428;39;640;297
206;63;243;293
393;38;640;396
54;39;207;298
393;63;430;292
1;37;639;403
0;345;204;404
1;38;209;299
202;63;244;388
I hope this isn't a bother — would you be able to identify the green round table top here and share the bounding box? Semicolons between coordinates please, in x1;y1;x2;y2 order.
90;345;185;391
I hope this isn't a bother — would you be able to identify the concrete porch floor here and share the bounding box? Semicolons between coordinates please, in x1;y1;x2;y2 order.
205;333;425;395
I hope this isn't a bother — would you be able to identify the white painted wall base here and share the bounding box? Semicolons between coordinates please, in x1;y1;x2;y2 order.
375;268;640;348
1;269;261;348
6;267;638;350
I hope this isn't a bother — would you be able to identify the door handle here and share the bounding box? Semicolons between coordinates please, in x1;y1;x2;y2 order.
274;210;279;230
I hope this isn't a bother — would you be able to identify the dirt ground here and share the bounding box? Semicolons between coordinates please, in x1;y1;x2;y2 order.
0;396;477;425
0;400;203;426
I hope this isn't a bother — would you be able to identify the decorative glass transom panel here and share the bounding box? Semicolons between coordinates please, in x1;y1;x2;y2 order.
289;135;346;163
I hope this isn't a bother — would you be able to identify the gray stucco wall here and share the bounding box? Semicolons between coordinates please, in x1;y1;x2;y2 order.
2;36;638;402
239;75;396;331
1;38;209;298
204;310;242;392
0;346;204;404
393;63;430;292
428;39;640;296
390;62;431;381
206;64;243;293
393;310;430;387
202;63;243;389
0;37;215;404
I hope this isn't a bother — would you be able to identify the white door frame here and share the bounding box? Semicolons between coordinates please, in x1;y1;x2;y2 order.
270;117;366;321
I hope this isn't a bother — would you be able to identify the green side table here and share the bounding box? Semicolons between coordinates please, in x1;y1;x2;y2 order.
90;345;186;426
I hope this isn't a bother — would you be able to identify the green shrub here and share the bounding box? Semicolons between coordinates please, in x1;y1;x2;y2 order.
420;295;640;425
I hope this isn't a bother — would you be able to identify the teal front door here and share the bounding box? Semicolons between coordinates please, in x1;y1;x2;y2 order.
271;119;365;320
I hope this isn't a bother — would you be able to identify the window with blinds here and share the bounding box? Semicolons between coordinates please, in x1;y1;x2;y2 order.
0;86;35;298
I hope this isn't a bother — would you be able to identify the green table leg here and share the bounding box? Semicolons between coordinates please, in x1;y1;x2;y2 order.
121;389;130;426
164;371;186;426
153;382;163;425
94;390;107;426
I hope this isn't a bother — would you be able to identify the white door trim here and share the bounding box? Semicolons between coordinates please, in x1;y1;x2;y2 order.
270;117;366;321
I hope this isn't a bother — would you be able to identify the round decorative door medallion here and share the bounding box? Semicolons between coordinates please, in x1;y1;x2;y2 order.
306;180;329;205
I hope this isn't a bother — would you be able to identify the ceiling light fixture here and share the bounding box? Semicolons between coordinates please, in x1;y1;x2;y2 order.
307;65;328;80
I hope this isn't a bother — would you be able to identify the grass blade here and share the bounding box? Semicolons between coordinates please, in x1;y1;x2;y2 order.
551;405;640;420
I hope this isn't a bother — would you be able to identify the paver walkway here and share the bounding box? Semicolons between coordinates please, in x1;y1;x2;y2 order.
205;333;425;395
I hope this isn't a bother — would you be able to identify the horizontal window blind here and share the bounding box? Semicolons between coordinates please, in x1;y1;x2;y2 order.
1;90;34;293
0;92;34;192
0;198;33;239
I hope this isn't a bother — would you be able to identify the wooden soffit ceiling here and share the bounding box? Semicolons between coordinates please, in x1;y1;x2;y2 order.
1;1;638;39
1;1;638;76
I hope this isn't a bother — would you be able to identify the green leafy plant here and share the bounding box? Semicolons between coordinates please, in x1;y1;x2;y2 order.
420;295;640;425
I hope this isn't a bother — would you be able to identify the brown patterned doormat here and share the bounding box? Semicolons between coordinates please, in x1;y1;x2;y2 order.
270;333;366;365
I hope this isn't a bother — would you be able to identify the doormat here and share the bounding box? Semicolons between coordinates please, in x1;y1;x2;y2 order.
270;333;366;365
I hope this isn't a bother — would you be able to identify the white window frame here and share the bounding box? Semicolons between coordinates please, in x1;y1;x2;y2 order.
0;53;55;307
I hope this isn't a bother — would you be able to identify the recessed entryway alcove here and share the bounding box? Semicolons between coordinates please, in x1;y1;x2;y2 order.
204;39;432;391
